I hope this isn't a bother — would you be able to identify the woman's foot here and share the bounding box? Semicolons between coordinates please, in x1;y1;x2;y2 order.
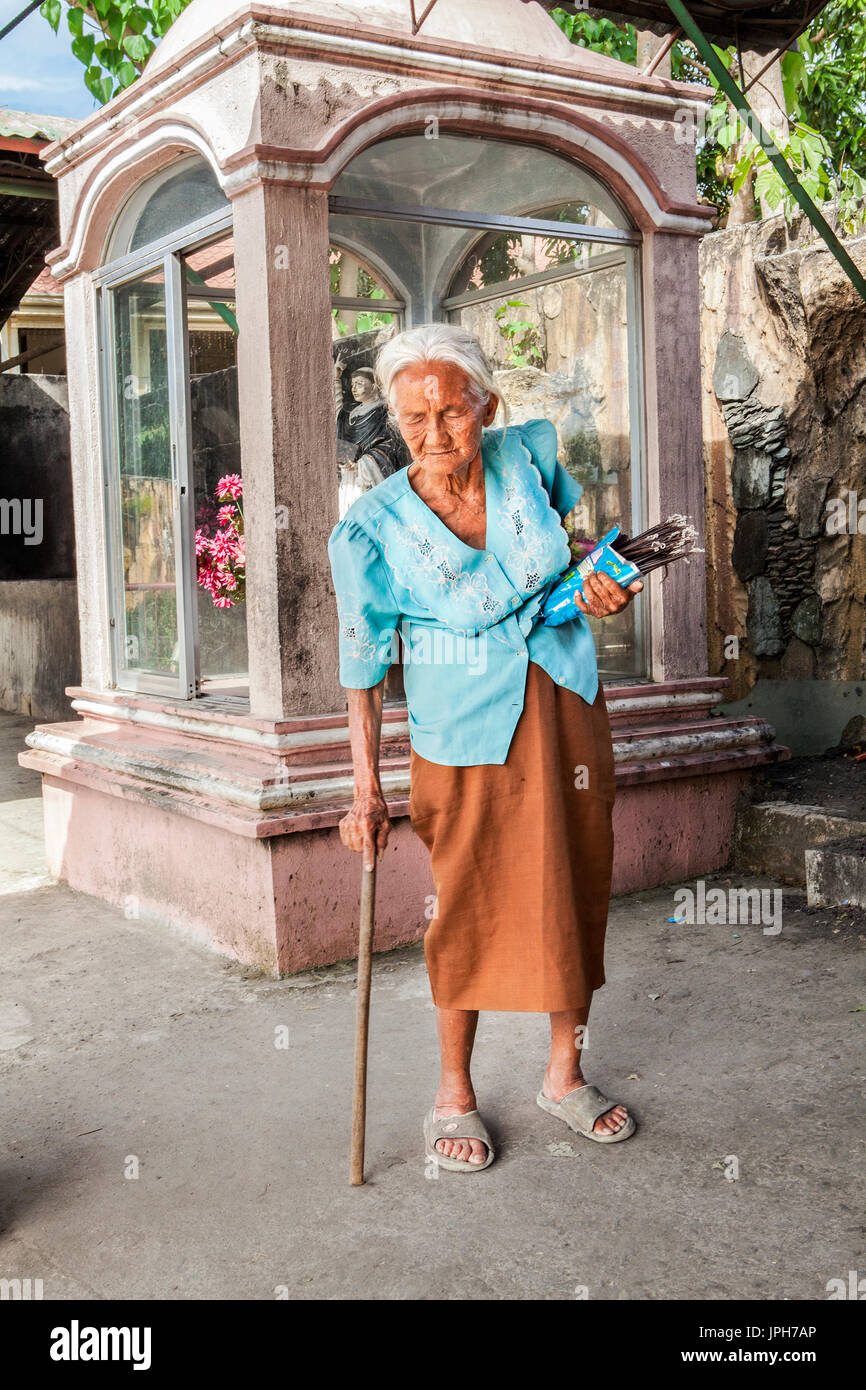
542;1069;630;1137
433;1090;489;1165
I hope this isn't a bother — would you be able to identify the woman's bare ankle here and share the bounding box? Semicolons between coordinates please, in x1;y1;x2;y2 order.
434;1080;476;1115
543;1064;585;1103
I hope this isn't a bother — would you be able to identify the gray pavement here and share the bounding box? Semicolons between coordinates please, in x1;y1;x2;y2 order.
0;712;863;1300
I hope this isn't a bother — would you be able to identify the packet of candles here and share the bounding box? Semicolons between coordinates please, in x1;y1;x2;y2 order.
541;526;640;626
541;514;702;627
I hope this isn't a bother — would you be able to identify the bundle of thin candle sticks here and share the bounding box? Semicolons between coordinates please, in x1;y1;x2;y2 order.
545;514;705;626
611;514;703;577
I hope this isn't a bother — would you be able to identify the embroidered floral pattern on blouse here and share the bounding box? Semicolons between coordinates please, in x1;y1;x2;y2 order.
335;592;381;665
374;521;509;630
494;448;571;595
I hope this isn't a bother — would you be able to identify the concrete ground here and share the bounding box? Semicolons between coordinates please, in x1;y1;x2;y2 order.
1;712;863;1301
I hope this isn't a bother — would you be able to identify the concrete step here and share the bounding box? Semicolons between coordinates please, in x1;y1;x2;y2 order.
806;835;866;909
732;801;866;885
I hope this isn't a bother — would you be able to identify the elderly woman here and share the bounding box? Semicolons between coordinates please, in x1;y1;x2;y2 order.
328;323;641;1172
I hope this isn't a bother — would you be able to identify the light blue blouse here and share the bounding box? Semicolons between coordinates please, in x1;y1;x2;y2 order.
327;418;599;767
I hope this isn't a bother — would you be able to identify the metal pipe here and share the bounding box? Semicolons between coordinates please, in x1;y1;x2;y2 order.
642;26;681;76
329;195;640;246
0;0;43;44
410;0;441;35
0;334;65;373
0;177;56;199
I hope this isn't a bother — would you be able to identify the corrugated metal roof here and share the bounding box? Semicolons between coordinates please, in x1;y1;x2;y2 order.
0;108;80;144
535;2;827;51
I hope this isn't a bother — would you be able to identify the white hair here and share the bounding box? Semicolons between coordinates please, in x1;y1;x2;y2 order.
375;323;507;425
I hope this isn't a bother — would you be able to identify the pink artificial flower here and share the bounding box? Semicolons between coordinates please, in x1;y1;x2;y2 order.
211;539;237;567
197;479;246;608
216;473;243;501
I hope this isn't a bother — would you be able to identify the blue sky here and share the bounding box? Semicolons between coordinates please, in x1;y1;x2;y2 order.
0;1;106;119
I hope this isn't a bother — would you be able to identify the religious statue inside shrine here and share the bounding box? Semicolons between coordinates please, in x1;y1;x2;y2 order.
336;367;408;516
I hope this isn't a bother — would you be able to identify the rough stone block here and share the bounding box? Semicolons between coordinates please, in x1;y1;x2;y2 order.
840;715;866;751
755;250;807;343
723;397;788;453
805;835;866;909
789;476;829;539
713;331;759;402
748;576;785;657
732;802;866;883
790;591;822;646
732;509;769;581
732;448;772;509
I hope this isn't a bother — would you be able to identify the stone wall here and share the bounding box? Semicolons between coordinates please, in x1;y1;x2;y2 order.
700;217;866;739
0;579;81;721
0;374;75;582
0;374;80;720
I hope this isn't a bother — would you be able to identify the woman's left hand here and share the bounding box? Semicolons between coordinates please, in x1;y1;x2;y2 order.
574;572;643;620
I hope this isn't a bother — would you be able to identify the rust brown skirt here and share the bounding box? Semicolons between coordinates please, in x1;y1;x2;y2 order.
409;661;616;1013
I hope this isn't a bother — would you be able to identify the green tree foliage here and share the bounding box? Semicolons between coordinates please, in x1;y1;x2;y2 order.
39;1;192;103
784;0;866;181
551;4;865;228
551;7;637;62
493;299;544;368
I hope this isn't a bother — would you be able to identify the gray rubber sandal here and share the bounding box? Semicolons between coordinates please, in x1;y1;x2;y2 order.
423;1106;495;1172
537;1083;636;1144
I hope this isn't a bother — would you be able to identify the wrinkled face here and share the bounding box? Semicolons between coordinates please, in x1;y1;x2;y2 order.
390;361;498;475
351;373;376;403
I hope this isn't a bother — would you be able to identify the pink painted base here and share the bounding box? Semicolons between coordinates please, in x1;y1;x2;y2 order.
37;763;747;974
611;770;749;894
39;771;431;974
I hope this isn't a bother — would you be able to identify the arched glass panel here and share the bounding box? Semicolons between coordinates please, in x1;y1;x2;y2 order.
130;159;229;252
332;133;628;229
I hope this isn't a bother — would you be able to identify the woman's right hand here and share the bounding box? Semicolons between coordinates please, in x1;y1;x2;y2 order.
339;791;391;870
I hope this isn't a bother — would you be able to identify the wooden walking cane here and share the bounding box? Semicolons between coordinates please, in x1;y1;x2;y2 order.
349;858;377;1185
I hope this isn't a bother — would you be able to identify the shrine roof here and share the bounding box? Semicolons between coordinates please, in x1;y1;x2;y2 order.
144;0;655;82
